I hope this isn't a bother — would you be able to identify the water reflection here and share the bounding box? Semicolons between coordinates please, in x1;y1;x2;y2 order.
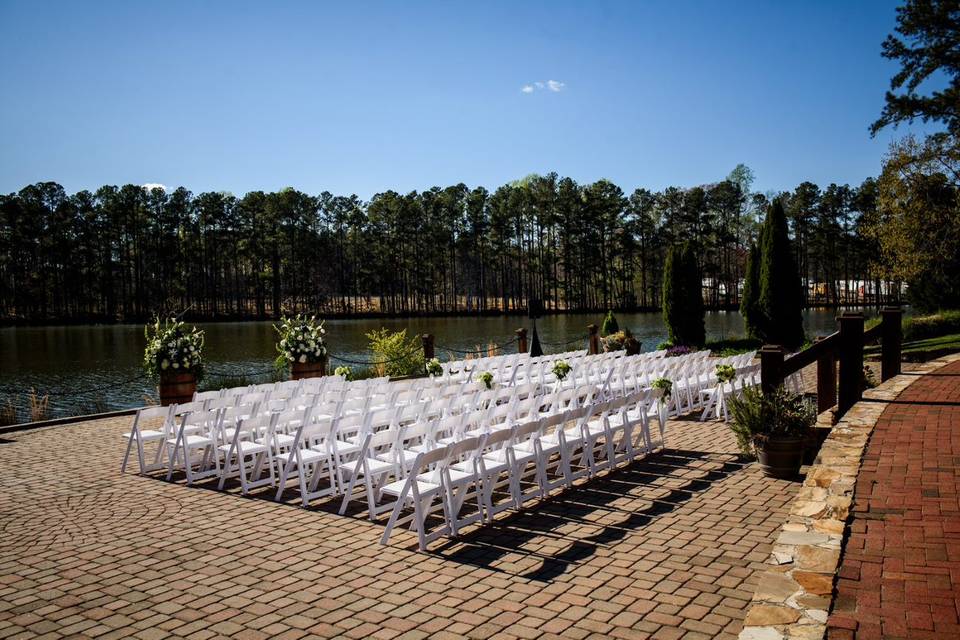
0;308;871;418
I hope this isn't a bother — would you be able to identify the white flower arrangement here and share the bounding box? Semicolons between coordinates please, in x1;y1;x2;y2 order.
144;317;204;380
274;314;327;370
426;358;443;377
552;360;572;381
478;371;495;390
334;365;352;381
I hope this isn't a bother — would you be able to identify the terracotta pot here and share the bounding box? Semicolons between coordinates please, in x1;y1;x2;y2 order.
158;372;197;406
291;358;326;380
755;435;804;479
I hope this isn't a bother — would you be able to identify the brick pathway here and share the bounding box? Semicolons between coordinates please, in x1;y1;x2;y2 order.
828;359;960;639
0;414;797;640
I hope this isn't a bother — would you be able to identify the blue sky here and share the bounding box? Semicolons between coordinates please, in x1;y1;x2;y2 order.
0;0;938;198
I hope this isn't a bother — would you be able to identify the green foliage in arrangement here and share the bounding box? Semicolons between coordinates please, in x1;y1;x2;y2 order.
551;360;572;381
662;243;705;347
757;201;805;349
478;371;494;389
334;366;352;380
715;364;736;384
600;311;619;337
366;328;425;377
274;314;327;370
727;386;816;455
652;377;673;398
143;317;204;381
426;358;443;377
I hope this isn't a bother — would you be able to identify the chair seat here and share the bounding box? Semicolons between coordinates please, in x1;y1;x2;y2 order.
218;441;268;455
380;478;440;497
281;448;327;466
274;433;295;447
348;456;395;477
448;462;477;479
123;429;165;441
485;448;535;465
332;441;361;456
167;435;213;447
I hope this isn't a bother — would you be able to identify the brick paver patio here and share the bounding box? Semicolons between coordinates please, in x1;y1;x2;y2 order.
0;413;798;640
828;359;960;640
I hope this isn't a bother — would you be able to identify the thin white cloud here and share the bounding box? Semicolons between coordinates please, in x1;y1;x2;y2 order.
142;183;167;192
521;80;566;94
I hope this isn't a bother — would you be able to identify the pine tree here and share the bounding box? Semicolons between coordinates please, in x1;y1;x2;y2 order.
758;200;805;348
662;243;705;347
740;242;763;339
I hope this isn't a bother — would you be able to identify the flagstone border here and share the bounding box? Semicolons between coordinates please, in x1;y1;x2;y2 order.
738;352;960;640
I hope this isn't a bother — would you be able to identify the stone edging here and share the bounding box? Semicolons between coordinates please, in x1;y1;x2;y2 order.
738;352;960;640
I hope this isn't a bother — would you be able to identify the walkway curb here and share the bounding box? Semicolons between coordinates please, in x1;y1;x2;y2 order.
739;352;960;640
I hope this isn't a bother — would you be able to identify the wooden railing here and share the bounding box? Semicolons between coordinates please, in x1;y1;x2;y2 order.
760;307;903;417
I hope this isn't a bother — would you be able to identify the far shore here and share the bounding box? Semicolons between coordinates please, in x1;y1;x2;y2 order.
0;301;900;329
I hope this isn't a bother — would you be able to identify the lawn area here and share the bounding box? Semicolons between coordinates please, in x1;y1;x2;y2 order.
867;332;960;362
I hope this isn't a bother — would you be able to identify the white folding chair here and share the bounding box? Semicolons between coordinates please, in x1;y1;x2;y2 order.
380;445;451;551
121;404;174;474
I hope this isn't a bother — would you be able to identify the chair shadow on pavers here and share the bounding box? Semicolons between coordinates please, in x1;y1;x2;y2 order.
429;447;750;582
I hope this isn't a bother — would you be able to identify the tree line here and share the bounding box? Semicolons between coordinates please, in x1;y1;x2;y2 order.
0;167;893;323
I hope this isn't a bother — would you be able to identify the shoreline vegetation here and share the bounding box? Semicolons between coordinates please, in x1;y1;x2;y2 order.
0;301;899;328
2;169;901;327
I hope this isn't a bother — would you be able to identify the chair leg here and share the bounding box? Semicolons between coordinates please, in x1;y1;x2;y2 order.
121;434;136;473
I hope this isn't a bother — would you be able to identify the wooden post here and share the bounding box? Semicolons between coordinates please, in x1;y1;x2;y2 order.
760;345;785;394
516;328;528;354
880;306;902;382
421;334;435;362
815;336;836;413
587;324;600;355
837;313;864;416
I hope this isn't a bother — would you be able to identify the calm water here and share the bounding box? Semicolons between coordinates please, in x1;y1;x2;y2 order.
0;309;868;420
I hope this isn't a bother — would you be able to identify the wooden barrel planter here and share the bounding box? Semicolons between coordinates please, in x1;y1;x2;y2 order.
158;372;197;406
291;358;326;380
755;435;804;479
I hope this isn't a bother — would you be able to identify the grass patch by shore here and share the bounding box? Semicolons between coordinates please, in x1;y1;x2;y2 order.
866;332;960;362
704;336;762;356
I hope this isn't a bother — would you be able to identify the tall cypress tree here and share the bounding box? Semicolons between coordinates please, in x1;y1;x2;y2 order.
662;243;705;347
740;242;763;340
758;200;805;348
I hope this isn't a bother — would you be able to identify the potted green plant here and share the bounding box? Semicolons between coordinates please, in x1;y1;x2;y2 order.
144;317;205;406
275;314;327;380
728;386;815;479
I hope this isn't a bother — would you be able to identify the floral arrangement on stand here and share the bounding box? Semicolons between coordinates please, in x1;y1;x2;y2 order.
143;317;205;381
274;314;327;379
715;364;737;384
144;317;205;405
478;371;494;389
426;358;443;377
552;360;572;381
603;328;642;355
652;377;672;399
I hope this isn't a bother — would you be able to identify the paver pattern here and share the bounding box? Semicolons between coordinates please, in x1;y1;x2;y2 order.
0;412;798;640
828;359;960;639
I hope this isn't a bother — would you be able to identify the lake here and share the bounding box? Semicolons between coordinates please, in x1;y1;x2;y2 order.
0;309;869;421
